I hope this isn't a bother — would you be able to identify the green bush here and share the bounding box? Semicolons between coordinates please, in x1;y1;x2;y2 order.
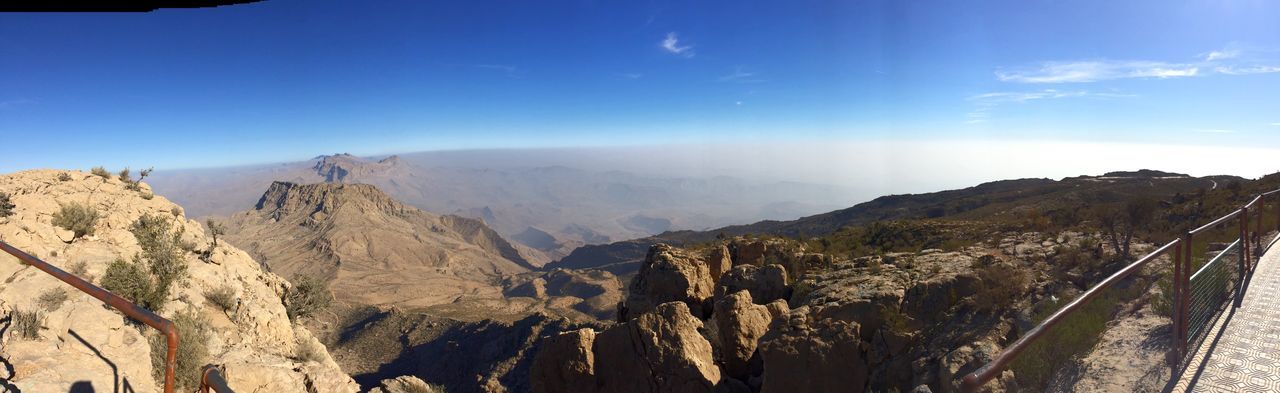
52;202;99;241
130;213;187;300
285;275;332;320
12;308;42;339
38;288;69;311
0;192;14;218
102;214;191;312
150;308;209;391
90;166;111;179
102;258;160;309
204;284;236;312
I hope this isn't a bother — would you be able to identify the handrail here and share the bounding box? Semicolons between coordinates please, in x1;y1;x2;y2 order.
200;365;234;393
959;238;1181;391
1244;195;1262;210
1189;208;1242;235
0;240;178;393
961;186;1280;392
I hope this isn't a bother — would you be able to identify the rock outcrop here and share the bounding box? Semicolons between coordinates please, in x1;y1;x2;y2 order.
713;291;773;381
0;169;358;392
532;302;720;393
714;264;789;305
758;306;868;393
619;244;719;321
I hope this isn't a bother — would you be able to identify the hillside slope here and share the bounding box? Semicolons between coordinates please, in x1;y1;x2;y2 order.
222;181;537;312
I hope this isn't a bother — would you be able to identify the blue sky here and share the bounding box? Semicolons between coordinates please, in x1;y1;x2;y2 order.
1;0;1279;173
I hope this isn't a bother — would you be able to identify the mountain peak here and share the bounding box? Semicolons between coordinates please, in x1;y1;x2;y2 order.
311;154;404;183
255;181;401;218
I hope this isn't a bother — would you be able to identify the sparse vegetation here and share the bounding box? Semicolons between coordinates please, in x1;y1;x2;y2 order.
38;288;69;311
11;308;43;339
0;192;14;218
284;275;332;320
90;166;111;179
972;256;1030;312
1010;276;1150;390
52;202;99;241
118;167;132;183
58;172;73;181
150;308;209;390
102;214;189;312
205;284;236;312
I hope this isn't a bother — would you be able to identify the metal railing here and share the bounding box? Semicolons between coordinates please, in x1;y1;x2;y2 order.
960;187;1280;392
1;240;238;393
0;240;179;392
201;365;233;393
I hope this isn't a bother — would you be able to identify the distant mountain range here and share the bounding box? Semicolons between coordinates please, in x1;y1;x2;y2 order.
548;170;1245;275
147;152;850;265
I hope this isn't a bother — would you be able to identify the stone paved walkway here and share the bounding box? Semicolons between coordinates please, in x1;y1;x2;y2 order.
1178;239;1280;392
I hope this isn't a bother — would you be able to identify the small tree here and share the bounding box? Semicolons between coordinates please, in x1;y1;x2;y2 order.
52;202;99;241
206;219;225;249
0;192;14;218
1093;197;1156;260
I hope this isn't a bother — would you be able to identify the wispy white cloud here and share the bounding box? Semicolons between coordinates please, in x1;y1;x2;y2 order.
1202;49;1240;62
718;67;766;83
475;64;521;78
661;32;694;58
997;45;1280;83
996;61;1200;83
965;89;1135;123
1214;65;1280;75
1194;129;1236;134
0;98;35;109
1270;123;1280;127
620;73;643;80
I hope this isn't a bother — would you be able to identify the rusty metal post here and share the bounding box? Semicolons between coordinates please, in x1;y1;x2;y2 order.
1180;232;1192;359
1171;239;1184;368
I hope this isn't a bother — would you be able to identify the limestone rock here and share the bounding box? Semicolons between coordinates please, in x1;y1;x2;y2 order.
369;376;442;393
758;307;868;393
714;264;789;305
594;302;720;393
713;290;773;380
531;328;597;393
620;244;717;321
707;245;732;284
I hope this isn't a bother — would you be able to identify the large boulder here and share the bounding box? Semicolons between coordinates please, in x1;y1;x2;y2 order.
713;291;773;380
758;307;868;393
369;376;442;393
620;244;718;321
729;240;767;266
714;264;789;305
800;262;908;341
531;328;597;393
707;245;733;284
594;302;721;393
